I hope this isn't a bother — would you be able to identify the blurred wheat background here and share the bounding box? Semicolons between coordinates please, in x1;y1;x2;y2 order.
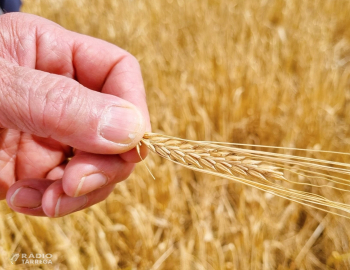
1;0;350;269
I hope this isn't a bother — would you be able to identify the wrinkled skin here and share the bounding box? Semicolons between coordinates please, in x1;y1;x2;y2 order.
0;13;150;217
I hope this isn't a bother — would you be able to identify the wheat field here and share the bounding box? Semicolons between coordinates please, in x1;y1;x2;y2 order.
1;0;350;269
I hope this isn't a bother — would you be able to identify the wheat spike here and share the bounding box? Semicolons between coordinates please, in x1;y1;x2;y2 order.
141;133;285;183
141;133;350;218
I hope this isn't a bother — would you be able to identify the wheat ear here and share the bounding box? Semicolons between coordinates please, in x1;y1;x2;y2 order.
141;133;350;218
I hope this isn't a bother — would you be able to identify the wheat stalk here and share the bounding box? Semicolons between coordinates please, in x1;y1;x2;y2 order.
140;133;350;218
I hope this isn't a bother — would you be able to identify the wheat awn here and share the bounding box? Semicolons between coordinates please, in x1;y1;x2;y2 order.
140;133;350;218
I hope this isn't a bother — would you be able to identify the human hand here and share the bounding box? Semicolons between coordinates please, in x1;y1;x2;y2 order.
0;13;150;217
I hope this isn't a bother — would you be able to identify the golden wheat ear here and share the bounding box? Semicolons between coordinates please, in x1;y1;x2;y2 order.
141;133;350;219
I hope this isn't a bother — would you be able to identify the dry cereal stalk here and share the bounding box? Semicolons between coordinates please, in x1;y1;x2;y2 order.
140;133;350;218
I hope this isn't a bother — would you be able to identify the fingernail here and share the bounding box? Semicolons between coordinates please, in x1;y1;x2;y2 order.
100;106;143;145
55;194;87;217
74;173;108;197
11;187;42;208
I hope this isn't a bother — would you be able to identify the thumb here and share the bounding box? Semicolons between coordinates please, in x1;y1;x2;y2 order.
0;59;146;154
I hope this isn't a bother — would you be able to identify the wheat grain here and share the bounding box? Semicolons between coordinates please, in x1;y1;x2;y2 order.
141;133;350;218
142;133;286;183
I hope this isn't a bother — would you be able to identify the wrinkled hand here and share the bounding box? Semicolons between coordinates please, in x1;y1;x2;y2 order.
0;13;150;217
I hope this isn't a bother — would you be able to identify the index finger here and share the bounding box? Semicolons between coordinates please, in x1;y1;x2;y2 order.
73;40;151;131
31;16;151;131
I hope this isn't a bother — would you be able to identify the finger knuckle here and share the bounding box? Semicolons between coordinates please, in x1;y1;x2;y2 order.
125;53;141;70
42;79;84;137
